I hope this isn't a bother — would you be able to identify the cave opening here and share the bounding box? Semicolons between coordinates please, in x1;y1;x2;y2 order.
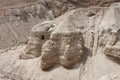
41;35;45;40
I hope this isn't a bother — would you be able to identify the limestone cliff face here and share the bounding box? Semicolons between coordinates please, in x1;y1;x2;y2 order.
18;2;120;80
21;2;120;71
21;10;85;70
37;0;120;17
0;2;54;49
0;0;119;50
99;73;120;80
0;1;120;80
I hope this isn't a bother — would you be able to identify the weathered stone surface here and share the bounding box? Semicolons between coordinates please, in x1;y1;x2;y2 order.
99;73;120;80
21;9;85;70
0;0;120;80
98;5;120;62
20;3;120;71
0;3;54;50
18;2;120;79
0;0;120;50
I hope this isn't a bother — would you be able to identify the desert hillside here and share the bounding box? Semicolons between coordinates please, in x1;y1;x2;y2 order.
0;0;120;80
0;0;120;49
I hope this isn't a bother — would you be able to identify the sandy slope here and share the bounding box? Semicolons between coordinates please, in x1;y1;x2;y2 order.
0;1;120;80
0;45;81;80
0;45;120;80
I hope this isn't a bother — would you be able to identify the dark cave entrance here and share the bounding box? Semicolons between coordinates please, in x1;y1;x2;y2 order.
41;35;45;40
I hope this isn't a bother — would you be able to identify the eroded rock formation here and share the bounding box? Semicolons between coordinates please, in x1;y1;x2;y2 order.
0;0;120;50
21;10;85;70
99;73;120;80
20;1;120;72
0;2;54;49
0;0;120;80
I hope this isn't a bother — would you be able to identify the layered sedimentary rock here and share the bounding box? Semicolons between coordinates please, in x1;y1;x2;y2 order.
0;1;54;49
97;5;120;63
0;1;120;80
99;73;120;80
21;10;85;70
0;0;120;50
19;2;120;79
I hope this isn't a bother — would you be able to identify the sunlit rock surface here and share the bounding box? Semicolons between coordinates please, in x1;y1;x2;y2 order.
0;1;120;80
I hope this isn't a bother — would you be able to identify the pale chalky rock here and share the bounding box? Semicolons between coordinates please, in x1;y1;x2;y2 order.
99;73;120;80
1;1;120;80
22;10;85;70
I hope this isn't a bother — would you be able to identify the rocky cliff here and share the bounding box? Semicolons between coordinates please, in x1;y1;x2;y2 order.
0;0;120;80
0;0;120;50
0;1;54;49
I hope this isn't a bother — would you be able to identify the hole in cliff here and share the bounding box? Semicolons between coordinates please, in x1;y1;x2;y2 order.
12;40;15;42
87;11;96;17
41;35;45;40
